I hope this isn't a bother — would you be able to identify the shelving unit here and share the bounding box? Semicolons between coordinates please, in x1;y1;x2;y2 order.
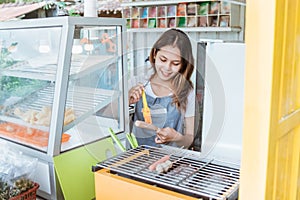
122;0;244;30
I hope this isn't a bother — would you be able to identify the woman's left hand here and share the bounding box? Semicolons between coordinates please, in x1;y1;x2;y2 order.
155;127;181;144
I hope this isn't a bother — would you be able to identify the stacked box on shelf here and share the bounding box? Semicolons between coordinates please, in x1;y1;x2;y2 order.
157;6;167;28
122;8;131;28
177;3;186;16
167;5;176;28
157;18;167;28
209;1;219;14
177;3;187;27
131;19;139;28
148;6;157;28
219;1;231;27
148;6;156;18
140;7;148;28
187;3;197;27
131;7;139;28
157;6;166;17
224;1;240;28
123;8;130;18
140;7;148;18
177;17;186;27
131;7;139;18
208;1;219;27
126;19;130;29
196;1;219;27
140;18;148;28
197;2;209;27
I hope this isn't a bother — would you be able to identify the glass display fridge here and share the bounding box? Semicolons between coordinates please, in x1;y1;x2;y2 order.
0;16;128;199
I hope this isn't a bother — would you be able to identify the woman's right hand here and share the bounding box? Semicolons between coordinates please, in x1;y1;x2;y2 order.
128;83;144;104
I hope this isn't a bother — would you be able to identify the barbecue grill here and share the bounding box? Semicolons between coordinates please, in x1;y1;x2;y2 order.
93;145;239;200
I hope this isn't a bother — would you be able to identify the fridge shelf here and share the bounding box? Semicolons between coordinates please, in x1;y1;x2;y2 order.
0;55;116;81
1;85;120;133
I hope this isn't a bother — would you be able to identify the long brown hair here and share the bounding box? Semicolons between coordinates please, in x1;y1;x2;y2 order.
149;29;194;112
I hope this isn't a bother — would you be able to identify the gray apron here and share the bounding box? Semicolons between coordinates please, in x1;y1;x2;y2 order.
133;93;184;147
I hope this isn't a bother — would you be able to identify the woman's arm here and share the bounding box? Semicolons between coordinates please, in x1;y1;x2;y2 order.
99;83;144;117
128;83;144;105
155;116;194;148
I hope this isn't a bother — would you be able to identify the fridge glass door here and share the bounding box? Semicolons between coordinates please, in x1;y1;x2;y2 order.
0;27;62;152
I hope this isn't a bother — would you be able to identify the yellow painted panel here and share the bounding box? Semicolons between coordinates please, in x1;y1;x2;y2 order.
298;149;300;200
296;58;300;109
268;127;300;200
273;135;287;199
277;0;298;117
281;0;298;115
278;110;300;138
276;0;287;119
294;0;300;110
274;132;296;199
95;169;198;200
271;122;300;200
239;0;276;199
279;0;290;117
289;126;300;200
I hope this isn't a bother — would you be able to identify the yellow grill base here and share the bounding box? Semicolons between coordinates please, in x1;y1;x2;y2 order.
95;169;198;200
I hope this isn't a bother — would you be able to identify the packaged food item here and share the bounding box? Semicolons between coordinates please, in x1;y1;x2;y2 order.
221;2;231;14
148;7;156;18
157;6;166;17
14;106;75;126
187;3;196;15
198;2;209;15
198;16;208;27
210;2;219;14
220;16;230;27
131;19;139;28
140;7;148;18
168;18;176;28
148;18;156;28
178;17;187;27
177;3;186;16
158;18;167;28
167;5;176;16
187;17;197;27
131;7;139;18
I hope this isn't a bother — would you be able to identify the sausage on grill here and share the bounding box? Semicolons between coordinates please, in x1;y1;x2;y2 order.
148;155;170;171
155;160;173;173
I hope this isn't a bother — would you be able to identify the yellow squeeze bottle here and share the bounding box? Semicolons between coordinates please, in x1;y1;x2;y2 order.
142;90;152;124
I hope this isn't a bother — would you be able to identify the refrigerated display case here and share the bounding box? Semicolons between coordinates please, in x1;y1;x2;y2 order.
0;16;128;199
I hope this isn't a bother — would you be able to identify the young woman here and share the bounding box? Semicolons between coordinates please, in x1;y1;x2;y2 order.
129;29;195;148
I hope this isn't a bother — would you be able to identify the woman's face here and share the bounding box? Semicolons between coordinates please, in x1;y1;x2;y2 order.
154;45;182;82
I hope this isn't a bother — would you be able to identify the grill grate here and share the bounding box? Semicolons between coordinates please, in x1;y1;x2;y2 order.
95;145;240;200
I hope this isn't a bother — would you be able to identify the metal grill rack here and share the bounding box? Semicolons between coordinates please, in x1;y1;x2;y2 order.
95;145;240;200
